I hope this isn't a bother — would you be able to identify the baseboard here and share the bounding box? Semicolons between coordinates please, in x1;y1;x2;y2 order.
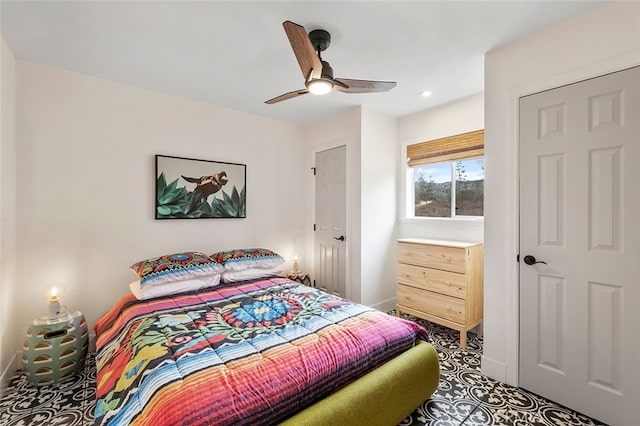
0;352;17;390
481;354;507;383
371;297;396;314
89;333;96;353
15;350;23;372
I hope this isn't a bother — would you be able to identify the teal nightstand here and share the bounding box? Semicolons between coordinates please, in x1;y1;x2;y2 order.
22;310;88;386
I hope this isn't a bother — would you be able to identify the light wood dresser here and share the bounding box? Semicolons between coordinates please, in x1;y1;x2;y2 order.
396;238;483;349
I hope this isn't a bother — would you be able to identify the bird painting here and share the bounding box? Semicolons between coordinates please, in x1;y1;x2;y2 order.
181;171;229;214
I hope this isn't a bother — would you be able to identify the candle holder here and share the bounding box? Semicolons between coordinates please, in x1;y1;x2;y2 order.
292;255;299;273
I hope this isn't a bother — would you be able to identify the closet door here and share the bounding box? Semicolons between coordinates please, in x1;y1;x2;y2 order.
314;146;346;297
519;66;639;426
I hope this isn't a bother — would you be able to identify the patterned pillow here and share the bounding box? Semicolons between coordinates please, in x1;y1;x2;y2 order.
130;251;224;288
210;248;285;271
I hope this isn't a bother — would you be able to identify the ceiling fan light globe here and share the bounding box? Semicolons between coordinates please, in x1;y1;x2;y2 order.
307;79;332;95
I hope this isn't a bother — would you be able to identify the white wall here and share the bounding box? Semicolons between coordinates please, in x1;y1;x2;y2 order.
304;107;398;310
304;107;362;302
1;37;17;385
397;93;484;242
360;108;397;310
13;62;306;357
484;1;640;384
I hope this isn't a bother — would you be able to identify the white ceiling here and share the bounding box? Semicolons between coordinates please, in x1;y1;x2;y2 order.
0;1;605;125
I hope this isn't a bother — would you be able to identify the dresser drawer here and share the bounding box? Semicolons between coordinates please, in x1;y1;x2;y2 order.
396;263;467;299
397;285;466;324
397;242;466;273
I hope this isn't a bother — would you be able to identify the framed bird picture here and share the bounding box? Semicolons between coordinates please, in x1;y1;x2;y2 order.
155;155;246;219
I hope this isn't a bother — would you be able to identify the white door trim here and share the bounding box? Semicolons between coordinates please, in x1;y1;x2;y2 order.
311;139;351;301
503;52;640;387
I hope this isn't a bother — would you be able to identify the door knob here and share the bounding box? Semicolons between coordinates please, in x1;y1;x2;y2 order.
334;235;345;242
523;255;547;265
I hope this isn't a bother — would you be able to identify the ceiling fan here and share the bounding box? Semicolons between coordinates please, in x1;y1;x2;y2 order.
265;21;397;104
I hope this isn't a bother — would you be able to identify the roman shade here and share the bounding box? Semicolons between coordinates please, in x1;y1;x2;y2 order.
407;130;484;167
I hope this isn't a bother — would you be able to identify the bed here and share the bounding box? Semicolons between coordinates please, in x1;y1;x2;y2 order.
94;276;439;425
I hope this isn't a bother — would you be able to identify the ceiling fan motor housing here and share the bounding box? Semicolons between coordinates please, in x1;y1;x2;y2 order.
309;29;331;52
320;60;334;79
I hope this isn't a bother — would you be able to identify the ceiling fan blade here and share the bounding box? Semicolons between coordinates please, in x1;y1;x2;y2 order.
334;78;397;93
264;88;309;105
283;21;322;80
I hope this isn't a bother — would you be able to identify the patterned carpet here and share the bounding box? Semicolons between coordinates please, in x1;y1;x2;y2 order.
0;354;95;425
397;314;606;426
0;313;606;426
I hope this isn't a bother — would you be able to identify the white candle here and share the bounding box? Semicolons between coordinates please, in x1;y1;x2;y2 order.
293;255;299;272
48;286;61;317
48;300;61;317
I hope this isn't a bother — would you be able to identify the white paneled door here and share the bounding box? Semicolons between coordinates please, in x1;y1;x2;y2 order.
519;66;639;426
314;146;347;298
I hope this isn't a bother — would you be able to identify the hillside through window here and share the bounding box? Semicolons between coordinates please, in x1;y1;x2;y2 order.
413;158;484;217
407;130;484;219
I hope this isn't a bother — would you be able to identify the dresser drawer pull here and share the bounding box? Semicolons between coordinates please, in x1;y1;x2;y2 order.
446;281;451;286
446;306;451;311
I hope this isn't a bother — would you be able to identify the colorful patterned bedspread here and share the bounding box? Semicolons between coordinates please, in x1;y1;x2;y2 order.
94;277;428;426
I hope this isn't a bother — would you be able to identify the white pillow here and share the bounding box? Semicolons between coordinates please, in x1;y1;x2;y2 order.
222;266;285;283
129;274;221;300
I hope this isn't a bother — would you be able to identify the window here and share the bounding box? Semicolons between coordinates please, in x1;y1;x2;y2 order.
407;130;484;218
413;158;484;217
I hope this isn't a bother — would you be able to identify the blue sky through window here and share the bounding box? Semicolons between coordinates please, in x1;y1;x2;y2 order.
415;159;484;183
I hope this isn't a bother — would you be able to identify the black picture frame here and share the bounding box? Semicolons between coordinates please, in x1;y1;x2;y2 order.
155;155;246;219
